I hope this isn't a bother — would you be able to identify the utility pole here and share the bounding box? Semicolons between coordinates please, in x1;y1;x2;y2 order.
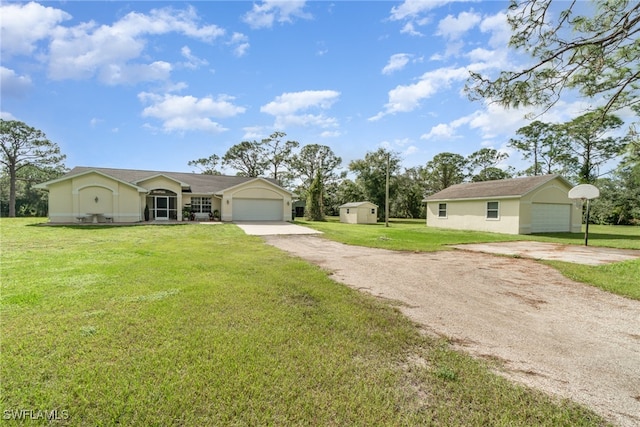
385;152;390;227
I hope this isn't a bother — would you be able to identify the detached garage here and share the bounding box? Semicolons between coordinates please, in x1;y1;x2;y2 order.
424;175;582;235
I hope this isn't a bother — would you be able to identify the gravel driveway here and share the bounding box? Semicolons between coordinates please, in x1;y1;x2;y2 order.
264;235;640;427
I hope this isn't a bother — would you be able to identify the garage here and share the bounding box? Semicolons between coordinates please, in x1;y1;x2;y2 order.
233;198;283;221
531;203;571;233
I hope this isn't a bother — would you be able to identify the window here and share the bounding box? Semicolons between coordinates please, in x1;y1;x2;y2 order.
371;208;375;214
191;197;212;213
346;208;350;214
438;203;447;218
486;201;499;219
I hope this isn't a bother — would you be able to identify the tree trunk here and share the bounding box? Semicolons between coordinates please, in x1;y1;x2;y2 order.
9;163;16;217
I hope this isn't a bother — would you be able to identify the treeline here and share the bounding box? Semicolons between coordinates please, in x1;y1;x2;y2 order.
195;110;639;224
2;113;638;225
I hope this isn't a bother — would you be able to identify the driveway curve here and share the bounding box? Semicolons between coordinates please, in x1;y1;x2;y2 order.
264;235;640;427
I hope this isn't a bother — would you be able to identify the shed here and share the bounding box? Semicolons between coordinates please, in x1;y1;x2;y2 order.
424;175;582;235
339;202;378;224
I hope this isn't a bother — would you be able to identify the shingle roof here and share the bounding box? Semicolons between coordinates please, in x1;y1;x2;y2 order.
424;174;569;201
60;166;283;194
339;202;378;208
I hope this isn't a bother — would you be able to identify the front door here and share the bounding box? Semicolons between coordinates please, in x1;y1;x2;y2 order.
155;196;169;220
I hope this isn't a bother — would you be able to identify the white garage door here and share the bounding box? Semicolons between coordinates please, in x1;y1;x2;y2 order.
233;199;283;221
531;203;571;233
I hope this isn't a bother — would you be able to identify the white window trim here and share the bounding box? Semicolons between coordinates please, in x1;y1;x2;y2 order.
437;203;448;219
486;201;500;220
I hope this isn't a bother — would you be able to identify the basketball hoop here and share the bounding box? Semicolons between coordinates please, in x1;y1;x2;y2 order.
568;184;600;246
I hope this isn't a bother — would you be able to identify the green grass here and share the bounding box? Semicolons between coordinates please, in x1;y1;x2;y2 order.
1;218;606;426
294;218;640;300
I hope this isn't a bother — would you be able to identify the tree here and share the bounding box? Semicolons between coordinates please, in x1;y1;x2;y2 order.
290;144;343;188
466;148;510;181
349;148;401;220
467;0;640;117
331;179;365;212
509;121;574;176
392;167;425;218
261;131;299;182
423;152;467;195
290;144;343;214
562;110;626;183
0;120;66;217
222;141;266;177
305;169;324;221
188;154;221;175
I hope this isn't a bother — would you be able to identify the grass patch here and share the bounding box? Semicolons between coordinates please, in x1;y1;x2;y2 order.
295;218;640;300
1;218;606;425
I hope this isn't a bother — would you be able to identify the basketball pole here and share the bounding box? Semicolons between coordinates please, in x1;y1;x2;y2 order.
584;198;590;247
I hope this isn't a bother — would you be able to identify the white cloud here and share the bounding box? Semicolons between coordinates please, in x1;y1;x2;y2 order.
370;66;470;120
479;12;510;48
243;0;311;29
180;46;209;70
139;92;246;133
436;11;481;40
382;53;412;75
45;6;224;84
320;130;341;138
389;0;452;21
0;2;71;56
0;111;18;120
261;90;340;129
0;66;32;97
261;90;340;115
229;32;250;57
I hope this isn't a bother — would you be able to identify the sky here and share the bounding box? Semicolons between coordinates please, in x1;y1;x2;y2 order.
0;0;619;176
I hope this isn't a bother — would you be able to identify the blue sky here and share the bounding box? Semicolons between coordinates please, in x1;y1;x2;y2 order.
0;0;616;175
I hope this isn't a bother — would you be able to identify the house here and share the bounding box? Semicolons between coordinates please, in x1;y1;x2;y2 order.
424;175;582;235
34;166;293;223
339;202;378;224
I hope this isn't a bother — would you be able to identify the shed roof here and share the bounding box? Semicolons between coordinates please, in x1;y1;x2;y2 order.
424;174;571;201
39;166;285;195
339;202;378;208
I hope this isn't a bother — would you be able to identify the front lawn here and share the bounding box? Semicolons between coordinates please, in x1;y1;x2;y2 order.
294;218;640;300
0;218;604;426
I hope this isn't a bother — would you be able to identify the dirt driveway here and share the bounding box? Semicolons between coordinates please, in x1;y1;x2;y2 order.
264;235;640;427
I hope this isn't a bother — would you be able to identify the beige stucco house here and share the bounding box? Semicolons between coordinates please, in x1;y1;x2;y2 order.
339;202;378;224
35;166;293;223
424;175;582;235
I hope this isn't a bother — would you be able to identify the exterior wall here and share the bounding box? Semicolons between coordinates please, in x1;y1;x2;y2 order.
221;181;292;221
519;180;581;234
340;209;358;224
47;172;144;223
339;204;377;224
427;198;521;234
47;180;74;222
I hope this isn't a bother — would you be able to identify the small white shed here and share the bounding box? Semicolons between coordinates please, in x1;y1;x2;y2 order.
339;202;378;224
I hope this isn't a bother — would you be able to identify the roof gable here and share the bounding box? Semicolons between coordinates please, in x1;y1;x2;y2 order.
340;202;378;208
34;169;147;192
425;175;571;201
219;177;293;195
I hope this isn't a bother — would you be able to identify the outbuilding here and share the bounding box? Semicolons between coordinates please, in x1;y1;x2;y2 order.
35;166;293;223
339;202;378;224
424;174;582;235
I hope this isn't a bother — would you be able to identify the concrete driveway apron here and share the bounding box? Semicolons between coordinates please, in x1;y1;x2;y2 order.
235;221;323;236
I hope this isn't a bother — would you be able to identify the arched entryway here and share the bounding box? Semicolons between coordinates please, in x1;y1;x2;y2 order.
147;189;178;220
